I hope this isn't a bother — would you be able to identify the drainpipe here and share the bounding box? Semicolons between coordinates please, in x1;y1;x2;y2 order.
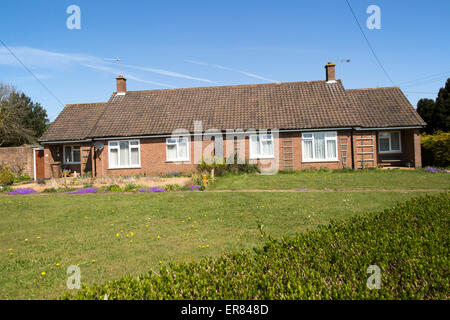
350;128;355;170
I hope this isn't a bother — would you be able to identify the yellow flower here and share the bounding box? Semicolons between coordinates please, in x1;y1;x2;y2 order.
77;264;80;266
116;233;120;237
129;240;133;243
159;260;162;264
24;238;28;242
195;229;198;232
9;252;14;256
36;236;41;239
145;225;149;228
8;248;13;251
41;272;46;276
92;259;96;263
121;229;124;232
56;263;60;266
157;235;160;239
206;245;209;248
84;216;88;219
130;232;134;236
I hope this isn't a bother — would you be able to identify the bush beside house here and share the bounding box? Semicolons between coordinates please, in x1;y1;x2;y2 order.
421;131;450;167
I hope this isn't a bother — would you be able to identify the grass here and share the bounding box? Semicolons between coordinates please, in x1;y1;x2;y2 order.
208;169;450;190
0;190;441;299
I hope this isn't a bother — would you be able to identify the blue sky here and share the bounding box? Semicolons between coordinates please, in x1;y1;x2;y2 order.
1;0;449;121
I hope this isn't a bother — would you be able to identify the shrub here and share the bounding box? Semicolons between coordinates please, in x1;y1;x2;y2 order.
0;185;13;193
61;193;450;300
43;188;58;193
105;185;122;192
13;173;32;183
124;184;145;192
164;184;182;191
421;131;450;167
197;155;259;177
0;166;15;186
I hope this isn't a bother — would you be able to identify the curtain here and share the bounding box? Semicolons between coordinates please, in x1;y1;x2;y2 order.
119;141;129;166
314;133;325;159
178;138;188;159
391;132;400;150
326;140;337;159
110;148;119;167
303;140;313;160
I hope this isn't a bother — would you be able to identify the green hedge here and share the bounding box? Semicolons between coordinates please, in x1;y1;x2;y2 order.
421;131;450;167
61;193;449;300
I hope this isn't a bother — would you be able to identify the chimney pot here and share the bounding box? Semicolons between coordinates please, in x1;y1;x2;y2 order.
116;75;127;94
325;62;336;82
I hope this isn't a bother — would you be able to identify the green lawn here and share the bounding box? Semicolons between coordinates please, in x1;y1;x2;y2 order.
0;190;441;299
208;169;450;190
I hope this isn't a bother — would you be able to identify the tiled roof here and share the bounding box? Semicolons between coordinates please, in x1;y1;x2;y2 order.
346;87;426;127
39;103;107;142
39;81;425;142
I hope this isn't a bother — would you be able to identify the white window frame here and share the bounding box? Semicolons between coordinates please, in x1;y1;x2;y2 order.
249;134;275;159
108;140;141;169
63;145;81;164
301;131;338;162
378;131;401;153
166;137;190;162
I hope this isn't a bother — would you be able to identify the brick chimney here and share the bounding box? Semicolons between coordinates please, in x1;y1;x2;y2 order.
116;75;127;95
325;62;336;82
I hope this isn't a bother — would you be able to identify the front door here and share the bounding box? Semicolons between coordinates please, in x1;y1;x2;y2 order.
35;149;45;180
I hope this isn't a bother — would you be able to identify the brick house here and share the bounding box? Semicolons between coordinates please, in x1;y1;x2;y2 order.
38;63;425;178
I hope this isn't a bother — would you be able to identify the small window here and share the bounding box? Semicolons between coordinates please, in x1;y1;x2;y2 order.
166;137;190;162
378;131;401;153
250;134;274;159
64;146;81;164
302;132;338;162
108;140;140;168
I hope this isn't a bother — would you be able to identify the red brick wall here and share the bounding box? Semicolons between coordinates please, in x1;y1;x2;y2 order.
0;145;36;178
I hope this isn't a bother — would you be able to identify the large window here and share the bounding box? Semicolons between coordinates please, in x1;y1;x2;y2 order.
108;140;140;168
378;131;401;153
302;132;338;162
250;134;274;159
166;137;190;162
64;145;81;164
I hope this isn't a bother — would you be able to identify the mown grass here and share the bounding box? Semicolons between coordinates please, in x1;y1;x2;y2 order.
0;190;440;299
62;193;449;300
208;169;450;190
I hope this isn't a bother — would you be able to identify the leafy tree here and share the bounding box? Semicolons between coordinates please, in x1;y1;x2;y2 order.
417;78;450;133
0;84;49;147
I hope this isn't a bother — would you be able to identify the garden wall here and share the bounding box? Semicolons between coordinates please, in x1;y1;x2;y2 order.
0;145;36;178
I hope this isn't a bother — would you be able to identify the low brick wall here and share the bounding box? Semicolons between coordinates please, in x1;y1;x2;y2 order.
0;145;37;178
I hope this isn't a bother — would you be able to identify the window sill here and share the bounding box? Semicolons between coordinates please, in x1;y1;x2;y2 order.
379;151;402;154
108;166;141;170
165;160;190;163
249;156;275;160
302;159;339;163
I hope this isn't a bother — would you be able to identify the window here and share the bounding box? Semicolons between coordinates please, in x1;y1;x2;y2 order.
108;140;140;168
378;131;401;153
302;132;338;162
250;134;274;159
166;137;190;162
64;146;81;164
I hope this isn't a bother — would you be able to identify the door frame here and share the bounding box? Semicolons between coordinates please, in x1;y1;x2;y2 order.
33;147;44;180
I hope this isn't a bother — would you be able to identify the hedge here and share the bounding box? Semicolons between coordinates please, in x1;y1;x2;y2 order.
421;131;450;167
61;193;449;300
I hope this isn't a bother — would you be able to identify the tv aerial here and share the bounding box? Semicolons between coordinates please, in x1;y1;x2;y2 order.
104;57;123;76
329;58;351;79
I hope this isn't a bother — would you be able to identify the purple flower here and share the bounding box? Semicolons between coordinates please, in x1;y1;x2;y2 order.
8;188;36;195
139;188;149;193
190;185;201;191
67;187;97;194
425;167;440;173
149;186;167;193
296;188;308;191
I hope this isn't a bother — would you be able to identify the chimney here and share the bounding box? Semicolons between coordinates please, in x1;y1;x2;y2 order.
325;62;336;82
116;75;127;95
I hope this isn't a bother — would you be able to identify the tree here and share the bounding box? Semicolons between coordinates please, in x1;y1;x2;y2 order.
416;78;450;133
0;84;49;147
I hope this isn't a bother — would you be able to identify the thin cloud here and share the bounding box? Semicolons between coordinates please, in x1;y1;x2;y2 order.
82;64;176;88
119;63;216;84
186;60;278;82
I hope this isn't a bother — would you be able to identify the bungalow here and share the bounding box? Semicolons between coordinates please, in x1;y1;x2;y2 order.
38;63;426;178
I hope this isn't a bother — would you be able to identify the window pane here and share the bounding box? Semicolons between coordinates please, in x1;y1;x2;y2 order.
119;141;129;166
110;141;118;147
261;140;273;156
391;132;400;150
110;148;119;167
64;146;72;163
303;133;313;139
131;147;139;165
167;144;176;160
73;149;81;163
314;133;325;159
303;140;313;160
250;136;259;157
326;140;337;159
379;138;390;152
130;140;139;146
178;139;188;159
167;139;176;144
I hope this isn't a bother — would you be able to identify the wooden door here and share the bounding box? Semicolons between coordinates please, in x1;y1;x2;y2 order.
35;149;45;180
